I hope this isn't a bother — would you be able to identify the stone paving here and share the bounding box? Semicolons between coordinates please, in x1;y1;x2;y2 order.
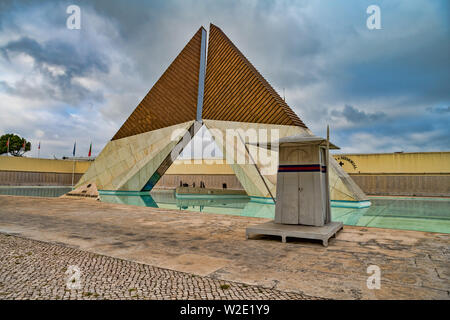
0;195;448;299
0;233;317;300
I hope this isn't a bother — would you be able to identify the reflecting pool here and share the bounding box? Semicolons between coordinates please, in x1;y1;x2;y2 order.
100;191;450;234
0;186;72;198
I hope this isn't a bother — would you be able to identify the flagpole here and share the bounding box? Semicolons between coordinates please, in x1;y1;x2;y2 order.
326;125;331;224
71;141;76;190
72;160;75;190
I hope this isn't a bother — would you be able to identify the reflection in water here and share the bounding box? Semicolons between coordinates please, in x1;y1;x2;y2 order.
0;186;72;197
99;191;450;234
1;187;447;233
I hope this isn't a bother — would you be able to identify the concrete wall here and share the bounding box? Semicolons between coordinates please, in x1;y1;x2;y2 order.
348;175;449;197
155;161;242;190
0;170;84;186
332;152;450;174
0;156;91;186
1;152;449;196
155;173;243;190
333;152;450;197
157;153;450;196
165;160;235;175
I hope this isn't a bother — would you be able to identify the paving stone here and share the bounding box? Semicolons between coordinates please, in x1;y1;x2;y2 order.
0;233;318;300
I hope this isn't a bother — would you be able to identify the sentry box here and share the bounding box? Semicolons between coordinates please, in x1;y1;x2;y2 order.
275;134;339;226
246;130;343;246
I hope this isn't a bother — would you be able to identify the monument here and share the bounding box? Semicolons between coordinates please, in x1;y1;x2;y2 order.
73;24;370;208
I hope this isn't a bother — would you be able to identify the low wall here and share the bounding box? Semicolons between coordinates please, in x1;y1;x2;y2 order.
333;152;450;197
0;157;91;186
333;151;450;174
156;173;450;197
1;152;449;196
349;174;450;197
154;174;244;190
0;170;84;186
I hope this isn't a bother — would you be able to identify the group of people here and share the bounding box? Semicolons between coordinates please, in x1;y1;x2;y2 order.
179;181;206;188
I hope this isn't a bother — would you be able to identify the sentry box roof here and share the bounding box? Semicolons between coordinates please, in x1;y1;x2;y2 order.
247;134;340;150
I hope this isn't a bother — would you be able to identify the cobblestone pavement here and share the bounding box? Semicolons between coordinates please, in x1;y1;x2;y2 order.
0;233;319;300
1;196;448;299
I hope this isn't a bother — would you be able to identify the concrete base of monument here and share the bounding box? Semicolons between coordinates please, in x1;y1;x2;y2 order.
175;187;248;198
246;220;343;247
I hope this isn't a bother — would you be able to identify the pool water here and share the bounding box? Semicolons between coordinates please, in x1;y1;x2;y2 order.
0;186;72;197
99;191;450;234
1;187;448;234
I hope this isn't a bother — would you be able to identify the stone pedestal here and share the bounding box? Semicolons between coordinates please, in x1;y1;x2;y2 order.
246;221;343;247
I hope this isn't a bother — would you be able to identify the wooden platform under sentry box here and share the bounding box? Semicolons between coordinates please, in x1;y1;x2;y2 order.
246;221;343;247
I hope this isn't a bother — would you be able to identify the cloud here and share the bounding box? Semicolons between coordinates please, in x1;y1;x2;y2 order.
0;0;449;158
1;36;108;76
0;2;142;158
0;36;108;104
427;105;450;114
331;105;387;123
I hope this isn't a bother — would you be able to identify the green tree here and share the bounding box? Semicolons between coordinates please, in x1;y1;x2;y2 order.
0;133;31;157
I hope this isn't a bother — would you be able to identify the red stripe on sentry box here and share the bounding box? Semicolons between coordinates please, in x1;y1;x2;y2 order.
278;165;321;172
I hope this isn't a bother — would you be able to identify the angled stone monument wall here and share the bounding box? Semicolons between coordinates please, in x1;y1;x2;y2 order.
75;120;196;191
201;24;368;206
74;24;369;206
76;27;207;191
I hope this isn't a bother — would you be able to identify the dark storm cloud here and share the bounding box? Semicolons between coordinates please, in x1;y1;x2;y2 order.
427;106;450;114
1;36;108;75
0;36;108;103
330;107;450;153
336;42;450;103
331;105;386;123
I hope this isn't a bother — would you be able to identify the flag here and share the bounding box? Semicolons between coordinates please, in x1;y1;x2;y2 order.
6;138;9;147
21;140;25;151
38;142;40;150
6;137;9;154
88;142;92;157
73;141;76;157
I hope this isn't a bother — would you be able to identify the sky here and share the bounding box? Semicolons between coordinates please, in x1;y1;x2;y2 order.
0;0;449;158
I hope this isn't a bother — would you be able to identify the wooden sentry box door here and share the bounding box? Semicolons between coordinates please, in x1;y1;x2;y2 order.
275;145;327;226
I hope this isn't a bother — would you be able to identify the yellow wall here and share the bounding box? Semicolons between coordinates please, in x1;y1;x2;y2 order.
332;152;450;174
165;160;235;175
0;156;91;174
2;151;449;176
167;152;450;175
